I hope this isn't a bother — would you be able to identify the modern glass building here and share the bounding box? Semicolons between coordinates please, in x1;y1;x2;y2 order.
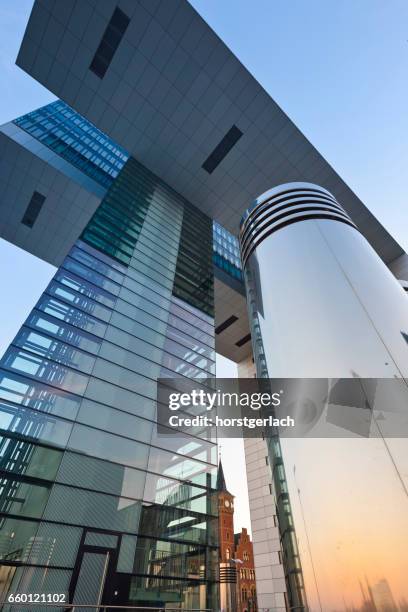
14;100;129;188
212;222;242;282
0;132;220;607
0;1;408;610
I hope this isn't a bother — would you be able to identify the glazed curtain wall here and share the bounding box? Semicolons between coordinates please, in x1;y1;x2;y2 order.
0;157;218;610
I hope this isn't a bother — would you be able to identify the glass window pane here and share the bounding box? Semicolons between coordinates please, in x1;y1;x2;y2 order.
68;423;150;470
43;484;141;533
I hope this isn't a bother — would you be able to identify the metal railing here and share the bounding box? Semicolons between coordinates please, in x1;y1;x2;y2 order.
0;606;212;611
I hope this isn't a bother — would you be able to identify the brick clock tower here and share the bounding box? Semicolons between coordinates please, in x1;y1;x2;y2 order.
217;461;235;562
217;461;257;612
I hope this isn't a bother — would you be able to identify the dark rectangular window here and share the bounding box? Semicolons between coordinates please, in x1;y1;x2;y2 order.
235;333;251;347
21;191;46;228
172;202;214;317
202;125;243;174
90;7;130;78
215;315;238;335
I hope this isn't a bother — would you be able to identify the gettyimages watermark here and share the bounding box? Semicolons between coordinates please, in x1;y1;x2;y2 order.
157;378;408;438
167;387;293;429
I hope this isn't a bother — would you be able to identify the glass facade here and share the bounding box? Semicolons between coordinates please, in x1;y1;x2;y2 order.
13;101;243;287
14;100;129;188
213;222;242;282
0;157;218;609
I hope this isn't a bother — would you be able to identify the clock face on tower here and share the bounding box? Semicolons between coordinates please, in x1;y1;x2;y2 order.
224;500;230;508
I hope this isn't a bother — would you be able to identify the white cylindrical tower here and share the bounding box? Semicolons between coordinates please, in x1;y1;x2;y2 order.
240;182;408;612
240;182;408;379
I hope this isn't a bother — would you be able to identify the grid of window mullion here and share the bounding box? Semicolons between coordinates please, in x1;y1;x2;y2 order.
25;311;104;354
118;272;214;336
130;230;180;269
0;459;214;519
178;258;213;282
69;247;125;284
170;298;214;328
97;337;213;380
174;260;214;296
179;247;213;270
69;415;216;470
39;286;215;372
173;283;213;317
103;327;215;374
113;172;177;206
109;180;183;226
82;227;133;260
181;231;213;255
61;258;122;295
179;230;213;256
131;244;179;281
101;320;213;377
14;102;128;187
91;345;214;393
0;373;215;455
100;194;149;224
81;226;131;266
0;377;215;462
176;246;213;276
174;265;213;295
0;347;215;455
62;252;171;308
142;198;183;226
122;172;186;208
11;325;98;375
96;205;144;243
0;507;218;551
109;176;175;204
87;216;137;254
0;422;215;499
75;239;127;273
46;274;215;353
173;204;214;316
176;272;214;302
111;310;215;360
100;203;180;255
83;199;183;266
124;264;173;301
121;275;214;331
129;220;180;262
213;253;243;280
81;232;130;265
87;211;138;249
115;300;213;347
182;216;213;239
119;279;209;331
130;247;178;285
0;363;215;449
103;195;182;248
129;221;180;261
56;146;112;187
0;523;218;563
120;166;188;213
55;450;213;498
174;275;213;306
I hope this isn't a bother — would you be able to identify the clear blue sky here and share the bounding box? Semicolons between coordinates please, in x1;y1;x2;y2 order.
190;0;408;251
0;0;407;534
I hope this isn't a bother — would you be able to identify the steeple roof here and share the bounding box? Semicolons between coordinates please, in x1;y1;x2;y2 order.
216;460;228;492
